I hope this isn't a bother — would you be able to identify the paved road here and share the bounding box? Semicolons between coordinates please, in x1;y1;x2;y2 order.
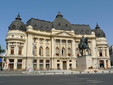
0;74;113;85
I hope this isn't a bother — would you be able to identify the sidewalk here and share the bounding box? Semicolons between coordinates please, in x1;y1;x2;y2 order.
0;69;113;76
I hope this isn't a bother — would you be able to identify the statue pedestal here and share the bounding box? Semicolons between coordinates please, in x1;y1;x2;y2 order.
77;55;92;72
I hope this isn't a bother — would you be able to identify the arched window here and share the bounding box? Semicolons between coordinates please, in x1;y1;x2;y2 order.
62;47;66;56
46;47;49;56
33;46;37;56
39;46;43;56
68;48;71;56
99;49;102;57
56;47;60;56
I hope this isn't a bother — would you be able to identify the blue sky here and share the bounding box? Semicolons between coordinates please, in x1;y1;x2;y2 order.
0;0;113;49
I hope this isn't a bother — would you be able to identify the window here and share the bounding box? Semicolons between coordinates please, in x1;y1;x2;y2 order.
46;47;49;56
18;47;22;55
40;60;43;63
62;47;66;56
57;60;60;62
18;59;22;63
9;59;14;62
65;24;68;27
56;39;60;44
56;47;60;56
46;60;50;64
58;23;61;26
12;25;16;29
39;46;43;56
21;36;23;39
33;59;37;64
12;35;14;37
39;60;43;70
69;64;72;69
11;47;14;55
105;49;107;56
99;50;102;57
69;60;72;62
68;48;71;56
33;46;37;56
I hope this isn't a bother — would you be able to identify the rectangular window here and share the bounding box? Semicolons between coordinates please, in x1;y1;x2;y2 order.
11;47;14;55
18;47;22;55
40;60;43;64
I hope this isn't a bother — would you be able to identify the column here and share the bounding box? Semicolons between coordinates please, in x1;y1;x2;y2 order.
36;39;39;57
27;34;33;57
60;59;62;70
52;37;55;57
108;60;111;68
60;39;62;56
67;60;69;70
102;47;105;57
66;40;68;56
14;59;17;70
91;39;96;57
22;59;25;70
107;47;110;57
43;39;46;57
43;59;46;70
104;60;107;69
72;40;75;57
51;37;55;69
37;59;39;70
6;59;9;69
53;39;56;56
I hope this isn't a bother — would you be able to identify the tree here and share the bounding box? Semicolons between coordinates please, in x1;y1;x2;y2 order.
0;45;5;54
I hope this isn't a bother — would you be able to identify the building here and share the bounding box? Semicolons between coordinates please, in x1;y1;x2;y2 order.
109;45;113;66
5;12;111;71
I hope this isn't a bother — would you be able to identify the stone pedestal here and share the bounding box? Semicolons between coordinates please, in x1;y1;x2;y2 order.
77;55;92;72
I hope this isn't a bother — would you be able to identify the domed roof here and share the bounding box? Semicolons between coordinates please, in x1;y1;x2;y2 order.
9;14;26;31
53;12;72;31
94;24;106;38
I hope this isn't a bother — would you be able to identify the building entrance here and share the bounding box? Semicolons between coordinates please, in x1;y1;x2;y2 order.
99;60;104;68
63;61;67;70
9;64;14;70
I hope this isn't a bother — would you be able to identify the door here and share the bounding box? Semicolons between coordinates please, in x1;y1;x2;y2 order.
9;64;14;70
63;61;67;70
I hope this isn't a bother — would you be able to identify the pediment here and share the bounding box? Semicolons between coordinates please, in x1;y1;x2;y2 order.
54;32;74;36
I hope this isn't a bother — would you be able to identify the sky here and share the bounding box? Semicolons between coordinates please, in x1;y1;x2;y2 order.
0;0;113;49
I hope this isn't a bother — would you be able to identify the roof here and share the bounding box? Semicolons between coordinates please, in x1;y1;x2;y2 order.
9;14;26;31
26;12;92;34
9;12;106;37
93;24;106;38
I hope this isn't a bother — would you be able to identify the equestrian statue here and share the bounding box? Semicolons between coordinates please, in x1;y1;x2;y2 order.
78;36;90;56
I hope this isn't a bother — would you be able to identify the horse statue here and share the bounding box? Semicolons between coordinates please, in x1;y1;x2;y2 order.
78;36;90;56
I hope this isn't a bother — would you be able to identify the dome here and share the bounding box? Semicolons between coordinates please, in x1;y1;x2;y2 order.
9;14;26;31
53;12;72;31
94;24;106;38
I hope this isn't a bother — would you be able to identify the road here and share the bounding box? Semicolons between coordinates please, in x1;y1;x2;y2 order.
0;74;113;85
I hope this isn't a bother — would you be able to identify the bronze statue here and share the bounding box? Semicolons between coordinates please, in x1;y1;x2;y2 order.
78;36;90;56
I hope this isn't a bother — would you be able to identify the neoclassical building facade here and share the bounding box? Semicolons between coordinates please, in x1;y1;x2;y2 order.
5;12;111;70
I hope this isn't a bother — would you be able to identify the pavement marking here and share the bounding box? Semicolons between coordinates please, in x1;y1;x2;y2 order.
87;80;103;84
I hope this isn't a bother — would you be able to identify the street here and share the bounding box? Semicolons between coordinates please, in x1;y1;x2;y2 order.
0;74;113;85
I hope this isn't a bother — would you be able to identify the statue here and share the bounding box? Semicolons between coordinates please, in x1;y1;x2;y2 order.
78;36;90;56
